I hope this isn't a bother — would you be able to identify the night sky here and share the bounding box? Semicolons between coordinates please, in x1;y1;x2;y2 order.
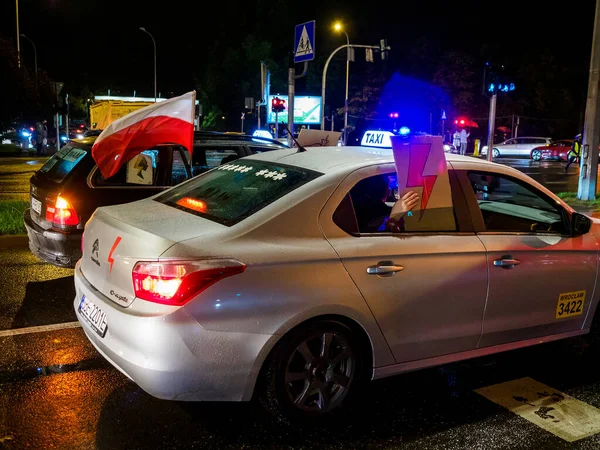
0;1;596;98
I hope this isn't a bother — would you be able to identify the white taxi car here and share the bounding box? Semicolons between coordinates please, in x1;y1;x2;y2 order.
74;145;599;422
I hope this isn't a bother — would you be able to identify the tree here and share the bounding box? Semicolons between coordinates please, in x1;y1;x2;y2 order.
432;51;485;117
0;38;56;127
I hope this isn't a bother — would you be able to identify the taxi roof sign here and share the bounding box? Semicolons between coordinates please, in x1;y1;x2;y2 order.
361;130;395;148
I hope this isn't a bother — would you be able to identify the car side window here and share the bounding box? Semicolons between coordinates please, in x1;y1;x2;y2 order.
334;172;460;235
191;147;241;176
171;149;189;186
93;149;161;187
467;171;567;234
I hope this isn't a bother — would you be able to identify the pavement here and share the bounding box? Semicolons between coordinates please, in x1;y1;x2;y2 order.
2;155;600;449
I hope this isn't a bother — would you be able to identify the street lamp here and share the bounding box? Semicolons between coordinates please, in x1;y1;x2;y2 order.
333;21;350;146
139;27;157;102
19;33;37;81
15;0;20;68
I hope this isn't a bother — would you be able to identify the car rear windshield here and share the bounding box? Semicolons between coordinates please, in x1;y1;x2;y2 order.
38;144;88;183
155;160;322;226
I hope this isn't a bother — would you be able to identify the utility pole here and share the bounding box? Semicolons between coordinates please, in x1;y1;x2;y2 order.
15;0;20;68
288;54;295;147
486;93;497;162
578;0;600;201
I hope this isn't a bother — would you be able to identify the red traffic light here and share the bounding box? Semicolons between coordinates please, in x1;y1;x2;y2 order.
389;112;399;118
271;97;286;113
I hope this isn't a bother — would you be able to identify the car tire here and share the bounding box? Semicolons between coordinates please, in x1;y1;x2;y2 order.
492;148;500;158
531;149;542;161
257;320;367;424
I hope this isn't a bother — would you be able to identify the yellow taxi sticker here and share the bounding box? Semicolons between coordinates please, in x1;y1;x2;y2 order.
555;290;586;319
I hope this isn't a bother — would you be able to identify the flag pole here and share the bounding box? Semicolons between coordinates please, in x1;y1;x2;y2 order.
190;91;196;154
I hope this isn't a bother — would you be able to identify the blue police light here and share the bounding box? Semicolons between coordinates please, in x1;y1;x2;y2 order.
399;126;411;135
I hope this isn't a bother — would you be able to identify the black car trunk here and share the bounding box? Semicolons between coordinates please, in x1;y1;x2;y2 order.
29;143;90;231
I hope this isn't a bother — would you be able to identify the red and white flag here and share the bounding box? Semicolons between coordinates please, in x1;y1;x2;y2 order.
92;91;196;179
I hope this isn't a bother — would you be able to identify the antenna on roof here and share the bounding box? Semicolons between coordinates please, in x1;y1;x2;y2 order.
283;123;307;153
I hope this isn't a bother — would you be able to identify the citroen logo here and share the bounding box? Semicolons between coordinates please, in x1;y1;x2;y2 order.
90;238;101;267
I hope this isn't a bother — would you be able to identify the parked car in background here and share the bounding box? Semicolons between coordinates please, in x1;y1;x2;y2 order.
24;131;288;268
481;137;552;158
74;146;599;422
530;140;573;161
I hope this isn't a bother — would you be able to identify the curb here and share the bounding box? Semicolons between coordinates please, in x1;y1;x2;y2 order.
0;234;28;249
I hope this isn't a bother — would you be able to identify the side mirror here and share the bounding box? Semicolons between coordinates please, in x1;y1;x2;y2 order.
571;212;592;236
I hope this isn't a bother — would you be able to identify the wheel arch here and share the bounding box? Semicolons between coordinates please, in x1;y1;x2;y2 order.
243;311;377;401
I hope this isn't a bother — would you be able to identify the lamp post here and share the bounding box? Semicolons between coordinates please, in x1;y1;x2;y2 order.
139;27;157;102
334;22;350;146
15;0;20;68
19;34;37;81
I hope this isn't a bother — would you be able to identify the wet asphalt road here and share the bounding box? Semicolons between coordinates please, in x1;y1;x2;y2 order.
3;156;600;449
0;157;47;202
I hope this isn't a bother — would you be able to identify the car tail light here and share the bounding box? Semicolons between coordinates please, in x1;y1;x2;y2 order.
132;259;246;306
46;196;80;227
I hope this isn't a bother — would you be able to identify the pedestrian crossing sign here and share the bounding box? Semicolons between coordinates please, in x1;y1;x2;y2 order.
294;20;315;63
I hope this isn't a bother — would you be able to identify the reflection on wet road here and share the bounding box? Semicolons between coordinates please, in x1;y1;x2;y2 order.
0;157;46;202
497;157;584;194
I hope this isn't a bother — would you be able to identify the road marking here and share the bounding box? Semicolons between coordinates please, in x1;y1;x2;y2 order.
0;321;81;338
476;377;600;442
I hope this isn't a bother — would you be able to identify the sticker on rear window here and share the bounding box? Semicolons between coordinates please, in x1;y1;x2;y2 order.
62;148;86;163
217;164;253;173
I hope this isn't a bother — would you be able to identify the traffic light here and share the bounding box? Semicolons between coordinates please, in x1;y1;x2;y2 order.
455;118;466;126
484;62;515;96
389;112;398;118
271;97;286;113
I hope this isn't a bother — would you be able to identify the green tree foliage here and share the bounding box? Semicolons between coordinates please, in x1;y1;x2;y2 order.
0;38;56;127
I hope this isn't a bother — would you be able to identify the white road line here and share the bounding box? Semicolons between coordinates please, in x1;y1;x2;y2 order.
0;321;81;338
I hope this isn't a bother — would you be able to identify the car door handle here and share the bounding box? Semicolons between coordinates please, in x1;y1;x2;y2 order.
366;262;404;276
493;256;521;269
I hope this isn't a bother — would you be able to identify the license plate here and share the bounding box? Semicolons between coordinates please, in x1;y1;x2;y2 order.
78;295;108;337
555;290;586;319
31;197;42;215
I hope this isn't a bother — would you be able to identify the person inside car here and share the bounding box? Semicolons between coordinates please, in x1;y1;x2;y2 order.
352;175;419;233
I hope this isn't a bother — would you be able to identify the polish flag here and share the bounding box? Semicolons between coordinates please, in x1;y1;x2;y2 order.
92;91;196;179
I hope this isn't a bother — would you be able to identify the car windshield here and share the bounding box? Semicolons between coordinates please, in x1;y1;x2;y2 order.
155;160;322;226
38;144;88;183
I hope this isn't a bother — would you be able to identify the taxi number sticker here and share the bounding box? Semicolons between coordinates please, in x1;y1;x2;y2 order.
555;290;586;319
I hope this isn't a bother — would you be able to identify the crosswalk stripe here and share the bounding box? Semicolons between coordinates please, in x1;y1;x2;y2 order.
476;377;600;442
0;321;81;338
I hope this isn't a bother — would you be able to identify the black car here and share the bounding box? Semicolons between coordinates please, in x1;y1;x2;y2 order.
24;131;288;268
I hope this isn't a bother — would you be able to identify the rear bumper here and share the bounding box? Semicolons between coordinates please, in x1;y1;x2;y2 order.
23;208;82;268
73;262;273;402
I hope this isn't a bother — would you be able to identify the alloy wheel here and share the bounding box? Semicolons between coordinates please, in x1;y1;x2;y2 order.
284;332;355;413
